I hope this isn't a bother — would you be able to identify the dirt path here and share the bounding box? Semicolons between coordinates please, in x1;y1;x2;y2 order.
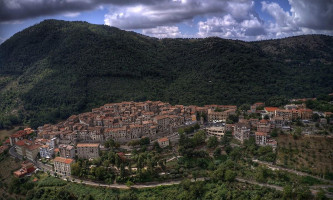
252;159;333;185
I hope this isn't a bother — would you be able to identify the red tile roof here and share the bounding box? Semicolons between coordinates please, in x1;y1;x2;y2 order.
77;143;100;148
158;137;169;142
54;157;74;164
264;107;279;112
255;132;267;136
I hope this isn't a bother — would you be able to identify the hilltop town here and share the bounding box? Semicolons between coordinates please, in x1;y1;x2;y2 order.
1;97;333;199
3;99;331;176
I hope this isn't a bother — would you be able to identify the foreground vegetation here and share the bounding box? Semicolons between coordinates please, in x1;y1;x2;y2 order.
277;134;333;178
1;127;332;199
4;174;285;200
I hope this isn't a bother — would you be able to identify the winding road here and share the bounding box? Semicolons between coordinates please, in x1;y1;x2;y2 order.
8;145;333;197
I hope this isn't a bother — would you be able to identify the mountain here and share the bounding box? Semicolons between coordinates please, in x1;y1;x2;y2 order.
0;19;332;128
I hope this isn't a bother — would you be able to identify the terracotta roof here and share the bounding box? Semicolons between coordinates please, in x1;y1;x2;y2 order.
259;119;268;123
54;157;74;164
15;139;30;146
26;144;42;151
255;132;267;136
158;137;169;142
264;107;279;112
77;143;99;148
154;115;169;120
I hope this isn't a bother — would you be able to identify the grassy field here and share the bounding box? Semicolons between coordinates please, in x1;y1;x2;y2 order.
276;134;333;176
0;126;22;141
0;155;23;200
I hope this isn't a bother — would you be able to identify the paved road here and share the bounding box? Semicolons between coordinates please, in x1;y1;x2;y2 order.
69;177;207;189
236;177;283;191
9;145;22;160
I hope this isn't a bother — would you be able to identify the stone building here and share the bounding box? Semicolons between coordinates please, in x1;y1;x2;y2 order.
76;143;100;159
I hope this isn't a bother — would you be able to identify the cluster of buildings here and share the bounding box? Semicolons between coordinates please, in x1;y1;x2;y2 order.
12;101;236;177
7;100;321;178
206;102;315;149
37;101;204;144
236;103;314;147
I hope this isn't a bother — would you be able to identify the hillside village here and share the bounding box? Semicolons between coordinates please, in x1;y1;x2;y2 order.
2;98;332;179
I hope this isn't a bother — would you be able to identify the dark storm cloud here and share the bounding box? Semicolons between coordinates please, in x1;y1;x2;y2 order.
0;0;159;22
104;0;231;29
245;26;266;36
289;0;333;30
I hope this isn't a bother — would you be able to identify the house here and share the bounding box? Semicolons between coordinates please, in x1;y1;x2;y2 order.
13;161;35;178
39;144;54;159
53;157;74;176
205;126;225;138
157;137;170;148
9;128;35;146
207;108;236;123
26;144;42;161
15;139;41;161
153;115;170;132
76;143;100;159
257;119;271;133
263;107;279;118
234;123;250;144
59;144;75;159
298;109;313;120
255;132;267;146
225;124;235;133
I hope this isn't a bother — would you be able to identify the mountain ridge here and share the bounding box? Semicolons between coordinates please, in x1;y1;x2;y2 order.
0;19;332;128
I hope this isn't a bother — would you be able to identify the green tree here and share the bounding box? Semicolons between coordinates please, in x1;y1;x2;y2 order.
283;185;293;199
207;136;219;149
224;170;236;182
192;130;206;146
71;162;81;176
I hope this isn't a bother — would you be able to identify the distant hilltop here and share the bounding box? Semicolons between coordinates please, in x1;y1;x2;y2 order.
0;19;332;129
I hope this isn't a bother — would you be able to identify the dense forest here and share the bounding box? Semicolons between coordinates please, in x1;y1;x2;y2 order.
0;20;332;128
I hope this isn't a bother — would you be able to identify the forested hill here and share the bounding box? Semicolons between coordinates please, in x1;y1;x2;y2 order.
0;19;332;128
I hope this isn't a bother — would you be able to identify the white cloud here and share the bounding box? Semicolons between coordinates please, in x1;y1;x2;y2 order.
1;0;332;41
197;1;267;40
63;12;81;18
142;26;182;38
198;14;266;40
260;1;333;39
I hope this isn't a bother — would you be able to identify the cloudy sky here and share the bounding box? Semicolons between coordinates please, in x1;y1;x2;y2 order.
0;0;332;43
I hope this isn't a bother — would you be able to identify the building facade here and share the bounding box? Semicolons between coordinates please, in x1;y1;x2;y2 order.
53;157;74;176
76;143;100;159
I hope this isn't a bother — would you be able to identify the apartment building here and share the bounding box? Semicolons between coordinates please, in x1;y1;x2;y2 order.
54;157;74;176
76;143;100;159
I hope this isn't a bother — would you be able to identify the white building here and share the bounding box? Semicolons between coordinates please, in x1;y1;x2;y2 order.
255;132;267;146
234;123;250;144
205;126;225;138
39;145;54;158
